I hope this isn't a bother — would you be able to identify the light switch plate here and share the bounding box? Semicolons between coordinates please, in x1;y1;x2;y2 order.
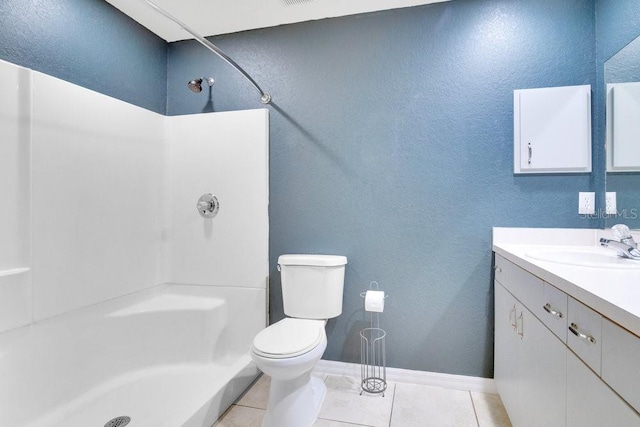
579;192;595;215
606;192;617;215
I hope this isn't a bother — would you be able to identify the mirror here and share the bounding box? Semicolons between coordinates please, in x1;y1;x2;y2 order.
605;33;640;229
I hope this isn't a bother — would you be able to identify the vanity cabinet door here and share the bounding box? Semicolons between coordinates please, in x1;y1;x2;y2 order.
495;281;566;427
567;350;640;427
495;282;522;425
601;318;640;413
518;297;566;427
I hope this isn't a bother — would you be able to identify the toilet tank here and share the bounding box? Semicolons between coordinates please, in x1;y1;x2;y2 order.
278;254;347;319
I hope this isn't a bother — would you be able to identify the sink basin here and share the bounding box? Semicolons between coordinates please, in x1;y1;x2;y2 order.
526;247;640;269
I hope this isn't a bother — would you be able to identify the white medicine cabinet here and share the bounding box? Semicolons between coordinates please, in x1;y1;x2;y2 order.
514;85;592;174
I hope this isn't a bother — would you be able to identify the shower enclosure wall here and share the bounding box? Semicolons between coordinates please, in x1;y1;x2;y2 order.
0;58;269;427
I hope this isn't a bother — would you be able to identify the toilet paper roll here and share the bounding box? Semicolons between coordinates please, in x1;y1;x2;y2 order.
365;290;385;313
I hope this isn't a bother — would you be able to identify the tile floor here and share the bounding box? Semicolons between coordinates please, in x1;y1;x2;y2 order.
213;374;512;427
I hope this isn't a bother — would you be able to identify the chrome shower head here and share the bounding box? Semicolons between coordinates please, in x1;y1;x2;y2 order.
188;79;202;93
187;77;214;93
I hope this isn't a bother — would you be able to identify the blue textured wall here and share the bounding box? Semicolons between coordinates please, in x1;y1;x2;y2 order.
0;0;167;114
168;0;597;377
0;0;606;378
597;0;640;229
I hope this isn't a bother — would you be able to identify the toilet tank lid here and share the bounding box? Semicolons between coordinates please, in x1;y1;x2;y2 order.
278;254;347;267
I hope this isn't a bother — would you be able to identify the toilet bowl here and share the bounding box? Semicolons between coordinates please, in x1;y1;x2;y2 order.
251;319;328;427
250;254;347;427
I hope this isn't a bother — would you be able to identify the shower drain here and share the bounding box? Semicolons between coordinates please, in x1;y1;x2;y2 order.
104;416;131;427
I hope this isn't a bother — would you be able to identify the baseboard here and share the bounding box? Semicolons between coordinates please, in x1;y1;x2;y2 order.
313;359;497;394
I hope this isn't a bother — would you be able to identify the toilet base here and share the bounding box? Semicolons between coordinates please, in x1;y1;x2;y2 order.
262;372;326;427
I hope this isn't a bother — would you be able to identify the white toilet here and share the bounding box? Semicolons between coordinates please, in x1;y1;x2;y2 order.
250;254;347;427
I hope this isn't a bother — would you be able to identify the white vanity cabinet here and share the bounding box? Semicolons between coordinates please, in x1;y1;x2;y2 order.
494;254;640;426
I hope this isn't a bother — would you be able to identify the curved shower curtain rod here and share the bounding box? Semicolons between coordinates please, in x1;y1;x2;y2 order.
141;0;272;104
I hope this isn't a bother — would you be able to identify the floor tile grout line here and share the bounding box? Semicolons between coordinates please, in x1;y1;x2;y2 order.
316;416;377;427
211;404;236;427
469;391;481;427
235;402;266;410
388;382;397;427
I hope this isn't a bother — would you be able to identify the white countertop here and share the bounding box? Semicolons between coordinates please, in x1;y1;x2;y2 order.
493;227;640;337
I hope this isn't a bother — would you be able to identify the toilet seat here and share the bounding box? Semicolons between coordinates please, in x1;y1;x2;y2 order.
252;318;325;359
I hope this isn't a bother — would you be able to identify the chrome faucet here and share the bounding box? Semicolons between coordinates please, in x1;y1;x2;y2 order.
600;224;640;260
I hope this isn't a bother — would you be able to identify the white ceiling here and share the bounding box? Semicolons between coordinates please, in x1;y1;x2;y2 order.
105;0;449;42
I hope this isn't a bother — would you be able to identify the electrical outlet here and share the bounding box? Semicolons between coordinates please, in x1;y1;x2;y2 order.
579;192;595;215
606;192;617;215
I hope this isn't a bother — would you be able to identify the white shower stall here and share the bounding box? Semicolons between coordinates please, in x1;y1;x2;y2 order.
0;58;268;427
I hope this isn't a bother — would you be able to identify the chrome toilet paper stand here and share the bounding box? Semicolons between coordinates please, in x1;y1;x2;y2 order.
359;281;388;396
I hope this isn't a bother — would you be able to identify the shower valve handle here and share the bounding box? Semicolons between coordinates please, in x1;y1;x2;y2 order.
197;193;220;218
198;199;214;211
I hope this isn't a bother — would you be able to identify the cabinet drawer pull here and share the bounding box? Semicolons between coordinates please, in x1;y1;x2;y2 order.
494;266;502;273
569;323;596;344
509;305;517;330
543;303;563;318
528;142;532;165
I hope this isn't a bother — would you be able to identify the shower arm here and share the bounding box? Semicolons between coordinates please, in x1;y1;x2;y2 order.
141;0;271;104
